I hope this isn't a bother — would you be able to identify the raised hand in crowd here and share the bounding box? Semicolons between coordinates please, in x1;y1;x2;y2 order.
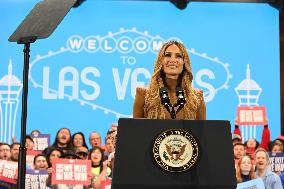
12;136;16;144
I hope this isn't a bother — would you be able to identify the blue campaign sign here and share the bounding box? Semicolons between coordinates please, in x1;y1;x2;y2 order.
269;152;284;172
0;1;280;144
31;134;50;151
25;169;50;189
237;178;265;189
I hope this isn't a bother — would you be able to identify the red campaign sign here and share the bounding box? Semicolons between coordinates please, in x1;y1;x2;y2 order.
237;106;267;125
0;160;18;184
26;150;41;170
101;179;112;189
51;158;91;186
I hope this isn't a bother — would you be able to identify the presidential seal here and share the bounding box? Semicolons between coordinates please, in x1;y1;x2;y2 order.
153;129;199;172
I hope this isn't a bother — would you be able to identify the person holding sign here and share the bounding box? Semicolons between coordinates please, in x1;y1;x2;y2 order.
236;155;256;183
33;154;48;170
133;41;206;120
271;143;282;153
255;148;282;189
271;138;284;152
89;147;111;189
46;147;63;168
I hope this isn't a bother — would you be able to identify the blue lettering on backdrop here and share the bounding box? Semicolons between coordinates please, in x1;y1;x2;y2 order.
0;1;280;144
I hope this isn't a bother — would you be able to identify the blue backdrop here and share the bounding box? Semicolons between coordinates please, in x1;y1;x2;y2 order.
0;0;280;144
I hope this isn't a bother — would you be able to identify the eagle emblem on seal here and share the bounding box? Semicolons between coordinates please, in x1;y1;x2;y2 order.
165;144;186;161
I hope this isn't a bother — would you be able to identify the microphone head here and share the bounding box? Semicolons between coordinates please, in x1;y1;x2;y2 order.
176;87;184;97
160;87;168;98
159;87;170;106
159;87;172;114
176;87;186;106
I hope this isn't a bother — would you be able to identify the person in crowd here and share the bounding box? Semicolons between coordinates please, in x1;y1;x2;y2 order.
271;138;284;152
26;135;34;151
75;146;89;160
280;173;284;189
105;126;117;148
233;143;246;164
271;143;282;153
89;131;102;148
45;149;63;189
31;129;41;137
104;138;115;160
0;142;16;189
107;151;115;173
46;147;63;168
10;142;20;162
33;154;49;170
106;126;117;141
72;132;88;150
43;128;74;155
269;142;284;187
89;147;111;189
93;158;113;189
232;134;242;146
255;148;282;189
244;138;259;159
236;155;256;183
133;40;206;119
0;143;11;160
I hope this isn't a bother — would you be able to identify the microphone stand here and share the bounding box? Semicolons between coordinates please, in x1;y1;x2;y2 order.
170;107;176;119
8;1;76;188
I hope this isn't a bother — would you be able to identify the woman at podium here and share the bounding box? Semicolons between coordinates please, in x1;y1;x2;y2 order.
133;40;206;120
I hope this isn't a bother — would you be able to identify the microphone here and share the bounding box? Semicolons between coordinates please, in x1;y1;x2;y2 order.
176;87;186;113
159;87;172;114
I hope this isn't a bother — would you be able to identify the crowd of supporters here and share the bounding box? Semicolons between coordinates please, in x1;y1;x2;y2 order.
233;124;283;189
0;124;117;189
0;123;284;188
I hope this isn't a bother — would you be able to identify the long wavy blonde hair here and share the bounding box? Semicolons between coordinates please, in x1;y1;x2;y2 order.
143;41;202;119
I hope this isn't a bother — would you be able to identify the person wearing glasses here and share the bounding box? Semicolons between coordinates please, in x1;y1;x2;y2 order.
75;146;89;160
0;143;11;160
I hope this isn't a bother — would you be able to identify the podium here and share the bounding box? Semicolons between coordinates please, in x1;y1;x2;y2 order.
112;118;237;189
